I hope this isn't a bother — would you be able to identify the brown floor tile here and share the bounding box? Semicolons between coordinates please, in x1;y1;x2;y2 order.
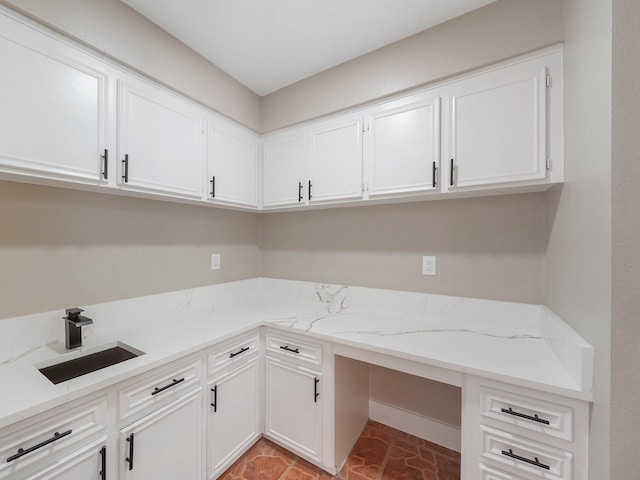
218;421;460;480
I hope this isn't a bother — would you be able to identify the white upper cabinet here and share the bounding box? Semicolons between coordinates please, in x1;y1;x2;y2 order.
117;75;205;199
207;118;259;207
446;51;560;190
0;11;111;184
364;92;441;197
307;114;363;203
262;129;306;208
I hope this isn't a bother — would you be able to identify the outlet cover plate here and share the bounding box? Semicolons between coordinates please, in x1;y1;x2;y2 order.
211;253;221;270
422;256;436;276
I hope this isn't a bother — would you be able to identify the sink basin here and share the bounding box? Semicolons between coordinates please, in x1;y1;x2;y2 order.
38;342;144;384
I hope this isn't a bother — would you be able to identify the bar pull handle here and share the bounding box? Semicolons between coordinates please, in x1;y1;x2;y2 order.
210;176;215;197
279;345;300;354
151;377;185;396
102;149;108;180
432;161;437;188
450;158;454;186
314;377;320;403
500;407;550;425
308;180;312;200
6;430;73;462
298;182;303;202
125;433;134;471
99;446;106;479
229;346;249;358
501;449;550;470
122;154;129;183
211;385;217;412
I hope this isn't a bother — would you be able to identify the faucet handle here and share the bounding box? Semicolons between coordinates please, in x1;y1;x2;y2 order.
65;307;84;319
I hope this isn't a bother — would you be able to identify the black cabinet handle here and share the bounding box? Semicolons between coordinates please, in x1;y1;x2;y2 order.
308;180;312;200
501;407;550;425
314;377;320;403
298;182;303;202
99;446;106;480
210;176;215;197
211;385;217;412
6;430;72;463
102;149;108;180
432;161;437;188
122;154;129;183
151;377;184;396
450;158;454;186
229;346;249;358
279;345;300;354
125;433;134;471
501;449;550;470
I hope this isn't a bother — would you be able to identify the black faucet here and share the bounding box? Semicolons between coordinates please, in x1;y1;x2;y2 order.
64;308;93;349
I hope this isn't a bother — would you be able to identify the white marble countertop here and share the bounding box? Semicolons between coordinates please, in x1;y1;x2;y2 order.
0;278;594;429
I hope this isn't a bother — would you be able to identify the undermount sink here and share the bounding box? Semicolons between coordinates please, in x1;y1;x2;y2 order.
38;342;144;384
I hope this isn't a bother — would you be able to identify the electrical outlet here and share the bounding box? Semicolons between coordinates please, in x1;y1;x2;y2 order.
422;256;436;276
211;253;221;270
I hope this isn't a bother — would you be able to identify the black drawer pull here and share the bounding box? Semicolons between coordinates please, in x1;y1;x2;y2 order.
450;158;454;186
229;346;250;358
501;449;550;470
279;345;300;354
151;377;185;395
99;445;106;479
211;385;217;412
314;377;320;403
432;161;437;188
6;429;72;462
102;149;109;180
308;180;312;200
501;407;550;425
298;182;303;202
125;433;134;471
210;176;215;197
122;154;129;183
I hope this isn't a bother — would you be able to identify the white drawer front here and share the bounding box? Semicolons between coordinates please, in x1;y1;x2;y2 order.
207;332;259;375
0;396;107;480
481;386;573;441
480;463;529;480
118;359;201;421
265;332;322;367
481;426;572;480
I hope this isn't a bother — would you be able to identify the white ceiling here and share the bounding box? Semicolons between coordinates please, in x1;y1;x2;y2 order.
121;0;496;96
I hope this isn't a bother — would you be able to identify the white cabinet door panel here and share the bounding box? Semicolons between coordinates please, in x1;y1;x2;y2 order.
262;131;305;207
208;120;258;207
118;78;204;198
449;62;548;188
366;93;440;196
0;13;109;183
27;441;105;480
308;115;362;202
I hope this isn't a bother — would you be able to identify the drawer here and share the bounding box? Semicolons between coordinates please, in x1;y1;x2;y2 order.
480;385;573;441
480;463;529;480
208;332;259;375
0;396;107;480
481;425;572;480
265;331;322;367
118;358;201;421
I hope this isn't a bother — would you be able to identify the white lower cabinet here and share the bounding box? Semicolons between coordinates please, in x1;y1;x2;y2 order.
27;440;106;480
119;389;203;480
207;357;260;479
265;356;323;463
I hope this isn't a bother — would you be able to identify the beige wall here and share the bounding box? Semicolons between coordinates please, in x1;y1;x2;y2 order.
544;0;612;478
0;0;261;131
0;181;260;320
260;194;546;304
611;0;640;477
261;0;564;132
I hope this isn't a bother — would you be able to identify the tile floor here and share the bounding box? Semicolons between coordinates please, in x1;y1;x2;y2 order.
219;420;461;480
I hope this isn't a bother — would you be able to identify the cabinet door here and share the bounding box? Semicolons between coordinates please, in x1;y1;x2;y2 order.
308;115;363;203
447;60;548;189
119;389;202;480
117;76;205;199
0;11;110;184
262;130;306;208
27;442;106;480
265;357;322;462
208;119;258;207
365;92;441;196
207;358;260;478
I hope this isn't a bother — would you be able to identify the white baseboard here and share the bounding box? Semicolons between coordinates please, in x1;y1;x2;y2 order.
369;399;461;452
